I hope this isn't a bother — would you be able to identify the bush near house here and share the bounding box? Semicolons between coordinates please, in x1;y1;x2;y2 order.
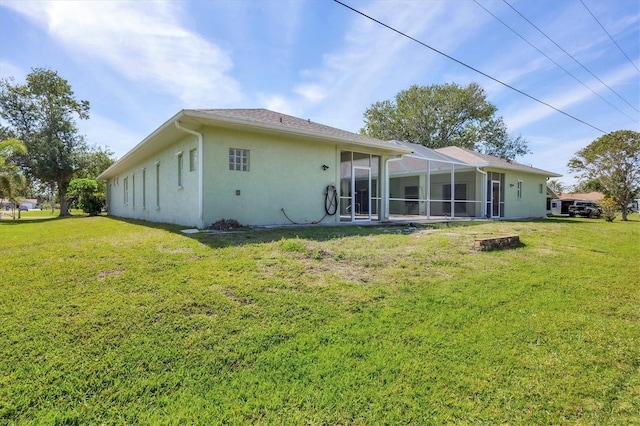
1;216;638;424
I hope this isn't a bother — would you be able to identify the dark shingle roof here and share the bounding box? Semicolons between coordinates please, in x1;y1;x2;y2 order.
191;108;393;146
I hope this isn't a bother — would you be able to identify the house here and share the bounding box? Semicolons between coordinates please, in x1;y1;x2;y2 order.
550;191;604;215
1;198;38;210
385;144;562;220
98;109;561;227
98;109;412;228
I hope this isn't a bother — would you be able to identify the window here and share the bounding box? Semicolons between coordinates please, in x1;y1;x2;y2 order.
155;163;160;209
142;169;146;209
539;183;543;194
229;148;249;171
132;173;136;209
189;148;197;172
517;180;523;199
177;152;184;187
123;177;129;204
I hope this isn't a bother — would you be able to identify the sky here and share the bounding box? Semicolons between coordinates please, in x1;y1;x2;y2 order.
1;0;638;188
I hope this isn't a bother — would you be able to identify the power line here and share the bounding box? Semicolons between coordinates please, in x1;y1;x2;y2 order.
332;0;607;134
473;0;637;122
579;0;640;74
503;0;639;114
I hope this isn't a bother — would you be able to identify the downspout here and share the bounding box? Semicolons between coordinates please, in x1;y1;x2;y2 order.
175;121;204;228
383;155;406;222
477;167;487;219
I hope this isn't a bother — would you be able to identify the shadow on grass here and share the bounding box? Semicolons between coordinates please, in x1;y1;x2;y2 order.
0;213;91;225
103;215;489;249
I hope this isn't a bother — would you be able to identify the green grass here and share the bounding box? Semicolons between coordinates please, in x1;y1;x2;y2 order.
1;216;639;424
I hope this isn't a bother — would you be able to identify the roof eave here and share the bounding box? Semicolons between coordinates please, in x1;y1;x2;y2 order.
98;110;411;180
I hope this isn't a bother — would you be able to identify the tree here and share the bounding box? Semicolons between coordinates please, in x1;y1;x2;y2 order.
0;138;27;214
568;130;640;221
547;179;565;196
360;83;529;160
0;68;90;217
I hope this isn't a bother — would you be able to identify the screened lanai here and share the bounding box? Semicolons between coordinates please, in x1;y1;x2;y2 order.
387;142;486;220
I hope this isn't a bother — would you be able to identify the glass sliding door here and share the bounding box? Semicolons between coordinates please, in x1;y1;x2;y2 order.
352;166;372;221
340;151;380;222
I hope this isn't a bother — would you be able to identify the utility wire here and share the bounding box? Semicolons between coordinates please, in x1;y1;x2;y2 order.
332;0;607;134
473;0;636;122
503;0;639;113
579;0;640;74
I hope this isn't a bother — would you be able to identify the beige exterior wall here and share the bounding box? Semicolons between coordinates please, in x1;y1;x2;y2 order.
201;127;341;226
106;134;200;226
491;168;549;219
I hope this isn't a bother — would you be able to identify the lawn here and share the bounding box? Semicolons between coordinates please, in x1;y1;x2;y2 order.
1;215;638;424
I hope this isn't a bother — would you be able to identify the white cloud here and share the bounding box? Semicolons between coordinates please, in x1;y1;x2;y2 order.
257;94;299;117
504;64;639;131
294;84;327;103
2;0;243;107
0;61;26;81
292;1;491;130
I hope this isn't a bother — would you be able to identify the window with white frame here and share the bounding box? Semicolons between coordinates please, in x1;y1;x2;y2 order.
123;177;129;204
142;169;146;209
517;180;523;199
229;148;249;171
155;163;160;209
189;148;197;172
177;152;184;187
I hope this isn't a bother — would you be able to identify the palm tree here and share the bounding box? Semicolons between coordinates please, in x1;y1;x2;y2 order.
0;138;27;217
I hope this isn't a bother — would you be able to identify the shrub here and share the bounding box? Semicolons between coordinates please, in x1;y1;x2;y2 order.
600;197;618;222
67;178;104;216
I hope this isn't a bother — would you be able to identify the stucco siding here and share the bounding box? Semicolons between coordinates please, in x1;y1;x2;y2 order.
494;169;548;219
201;128;340;226
106;135;200;226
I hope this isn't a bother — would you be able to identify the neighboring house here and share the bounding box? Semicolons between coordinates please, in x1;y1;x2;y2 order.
98;109;412;228
551;191;604;215
98;109;561;227
558;192;604;202
1;198;38;210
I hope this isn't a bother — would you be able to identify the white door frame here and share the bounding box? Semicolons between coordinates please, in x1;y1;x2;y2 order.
352;166;372;221
491;180;501;218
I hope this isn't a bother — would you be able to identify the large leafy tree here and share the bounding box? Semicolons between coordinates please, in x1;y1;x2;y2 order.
360;83;528;160
0;68;90;217
568;130;640;221
0;138;27;208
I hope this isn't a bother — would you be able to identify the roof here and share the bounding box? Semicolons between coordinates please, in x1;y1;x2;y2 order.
389;141;477;175
435;146;562;177
558;192;604;201
99;109;412;180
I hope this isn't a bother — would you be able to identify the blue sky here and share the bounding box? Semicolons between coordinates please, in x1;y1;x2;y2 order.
1;0;638;187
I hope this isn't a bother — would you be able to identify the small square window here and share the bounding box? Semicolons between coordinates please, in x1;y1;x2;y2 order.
229;148;249;171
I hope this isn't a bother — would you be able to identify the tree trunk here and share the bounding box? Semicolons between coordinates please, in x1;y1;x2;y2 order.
58;181;70;217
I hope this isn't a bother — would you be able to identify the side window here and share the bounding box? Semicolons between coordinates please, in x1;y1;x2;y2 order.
123;177;129;204
189;148;197;172
517;180;522;199
229;148;249;171
177;152;184;187
155;163;160;208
